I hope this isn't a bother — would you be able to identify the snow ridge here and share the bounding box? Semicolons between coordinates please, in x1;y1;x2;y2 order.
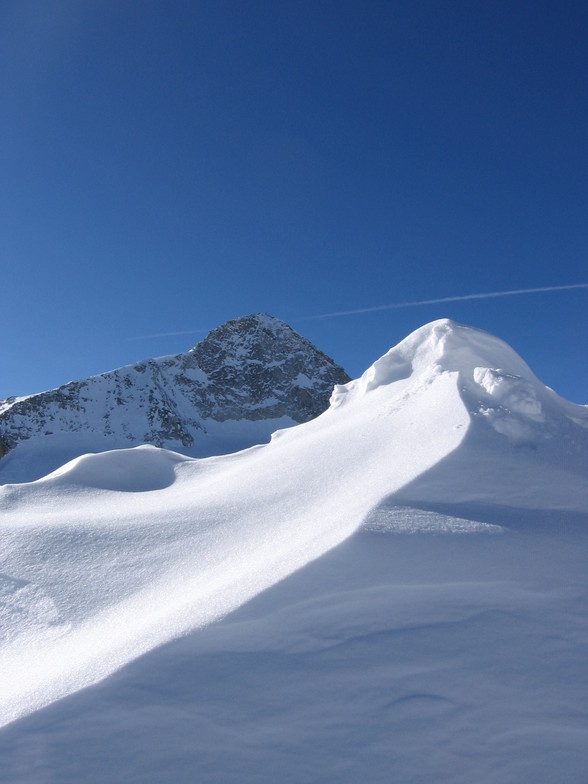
334;318;587;444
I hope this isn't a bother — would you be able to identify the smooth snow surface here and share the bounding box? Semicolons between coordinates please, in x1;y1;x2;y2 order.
0;414;299;485
4;521;587;784
1;319;587;781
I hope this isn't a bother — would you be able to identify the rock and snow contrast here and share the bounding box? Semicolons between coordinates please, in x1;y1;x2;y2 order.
1;318;587;783
0;313;350;483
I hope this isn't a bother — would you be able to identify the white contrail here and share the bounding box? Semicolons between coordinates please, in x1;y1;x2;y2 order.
125;283;588;339
296;283;588;321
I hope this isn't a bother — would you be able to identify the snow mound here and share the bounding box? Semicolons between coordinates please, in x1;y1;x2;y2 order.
43;445;191;492
333;318;587;446
333;319;534;395
334;318;547;398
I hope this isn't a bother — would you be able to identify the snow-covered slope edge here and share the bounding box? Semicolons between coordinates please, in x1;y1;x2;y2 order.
376;319;588;513
0;319;585;727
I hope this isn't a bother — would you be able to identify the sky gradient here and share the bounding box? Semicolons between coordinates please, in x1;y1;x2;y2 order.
2;1;587;402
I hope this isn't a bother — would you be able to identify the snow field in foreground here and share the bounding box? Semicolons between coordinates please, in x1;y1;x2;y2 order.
2;520;588;784
0;367;468;726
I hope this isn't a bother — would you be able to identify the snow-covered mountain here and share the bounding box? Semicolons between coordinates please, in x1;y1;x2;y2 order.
1;319;587;782
0;313;350;483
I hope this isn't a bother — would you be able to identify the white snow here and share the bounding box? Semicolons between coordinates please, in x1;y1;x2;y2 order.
0;319;587;782
0;416;299;485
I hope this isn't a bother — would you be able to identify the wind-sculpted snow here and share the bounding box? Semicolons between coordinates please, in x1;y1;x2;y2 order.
0;364;467;724
334;319;587;509
0;319;586;733
46;446;190;492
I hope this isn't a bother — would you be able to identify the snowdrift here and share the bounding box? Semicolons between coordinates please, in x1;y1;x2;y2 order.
0;319;586;729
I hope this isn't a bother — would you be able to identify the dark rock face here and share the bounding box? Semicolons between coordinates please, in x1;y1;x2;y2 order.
183;314;349;421
0;314;350;467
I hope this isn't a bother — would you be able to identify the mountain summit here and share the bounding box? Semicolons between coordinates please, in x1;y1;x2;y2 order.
331;319;588;514
181;313;350;422
0;314;350;483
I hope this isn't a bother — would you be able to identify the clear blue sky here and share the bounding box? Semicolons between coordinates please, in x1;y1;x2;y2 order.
2;1;587;402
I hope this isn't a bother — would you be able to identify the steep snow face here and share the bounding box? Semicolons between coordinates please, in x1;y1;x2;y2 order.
335;318;551;400
334;318;588;441
331;319;587;511
0;314;350;483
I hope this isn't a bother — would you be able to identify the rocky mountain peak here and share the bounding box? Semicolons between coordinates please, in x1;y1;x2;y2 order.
188;313;308;368
181;313;349;422
0;314;350;483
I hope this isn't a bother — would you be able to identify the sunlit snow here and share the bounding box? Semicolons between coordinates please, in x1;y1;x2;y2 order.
1;319;587;782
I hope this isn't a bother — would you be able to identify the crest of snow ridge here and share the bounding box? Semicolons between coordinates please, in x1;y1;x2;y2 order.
331;319;588;446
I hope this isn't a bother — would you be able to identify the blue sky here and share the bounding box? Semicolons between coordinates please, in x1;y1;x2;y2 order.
2;0;587;402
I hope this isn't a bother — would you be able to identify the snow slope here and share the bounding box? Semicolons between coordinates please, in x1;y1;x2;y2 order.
0;319;587;780
4;520;586;784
